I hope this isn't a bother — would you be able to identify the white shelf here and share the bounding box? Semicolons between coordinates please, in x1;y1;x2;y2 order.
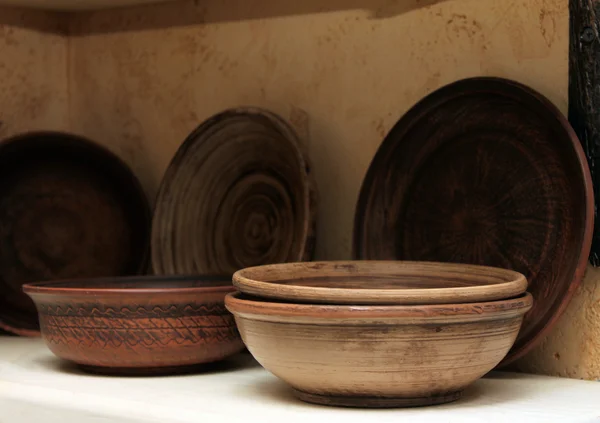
0;0;173;11
1;337;599;423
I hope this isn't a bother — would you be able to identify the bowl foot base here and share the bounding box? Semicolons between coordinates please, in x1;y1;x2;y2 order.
292;389;462;408
77;363;215;376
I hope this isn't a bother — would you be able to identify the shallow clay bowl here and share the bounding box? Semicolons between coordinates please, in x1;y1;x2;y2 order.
233;261;527;305
23;275;244;375
226;291;532;408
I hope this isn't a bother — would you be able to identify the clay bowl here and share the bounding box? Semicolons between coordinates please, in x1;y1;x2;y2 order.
233;261;527;305
225;291;533;408
23;275;244;375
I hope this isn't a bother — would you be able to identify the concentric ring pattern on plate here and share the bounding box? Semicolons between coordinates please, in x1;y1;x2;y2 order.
152;107;317;276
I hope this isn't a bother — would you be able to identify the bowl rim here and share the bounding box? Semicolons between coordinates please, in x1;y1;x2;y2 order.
22;274;235;296
225;290;533;321
233;260;528;305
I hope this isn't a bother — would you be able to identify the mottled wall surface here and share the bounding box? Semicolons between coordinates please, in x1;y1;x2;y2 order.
515;266;600;379
67;0;569;255
0;7;68;137
3;0;600;379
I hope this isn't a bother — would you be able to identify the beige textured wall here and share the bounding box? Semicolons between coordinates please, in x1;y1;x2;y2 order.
515;266;600;379
4;0;600;379
0;6;69;138
67;0;569;254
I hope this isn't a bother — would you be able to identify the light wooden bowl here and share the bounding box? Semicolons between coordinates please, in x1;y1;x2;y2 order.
225;291;533;408
233;261;527;305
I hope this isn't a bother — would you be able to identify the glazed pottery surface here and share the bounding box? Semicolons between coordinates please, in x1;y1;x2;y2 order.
0;131;151;336
233;261;527;305
23;276;244;375
353;77;593;366
225;291;533;408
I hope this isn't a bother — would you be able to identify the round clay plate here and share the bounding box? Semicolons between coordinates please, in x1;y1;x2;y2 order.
152;107;317;276
233;261;527;305
0;131;151;335
353;77;594;366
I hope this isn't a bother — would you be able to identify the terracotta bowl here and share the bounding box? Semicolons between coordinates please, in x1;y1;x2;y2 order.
23;275;245;375
233;261;527;305
225;291;533;408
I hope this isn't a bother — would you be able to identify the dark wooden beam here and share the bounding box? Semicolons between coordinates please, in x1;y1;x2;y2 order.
569;0;600;265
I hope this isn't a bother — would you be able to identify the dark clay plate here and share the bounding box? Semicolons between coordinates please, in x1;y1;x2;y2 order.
0;131;150;336
353;77;594;366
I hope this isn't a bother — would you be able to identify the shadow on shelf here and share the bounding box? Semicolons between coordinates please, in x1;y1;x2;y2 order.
67;0;452;35
0;5;69;34
30;350;260;378
234;377;306;406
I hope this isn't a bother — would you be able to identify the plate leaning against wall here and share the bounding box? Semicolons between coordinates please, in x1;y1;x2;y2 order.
353;77;594;367
152;107;317;276
0;131;151;336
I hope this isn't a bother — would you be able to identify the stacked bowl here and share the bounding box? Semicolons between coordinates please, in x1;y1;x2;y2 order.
226;261;533;408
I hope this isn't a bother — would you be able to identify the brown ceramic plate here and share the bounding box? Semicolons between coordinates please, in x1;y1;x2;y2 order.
353;77;594;366
152;107;317;276
233;261;527;305
0;131;151;336
23;275;244;374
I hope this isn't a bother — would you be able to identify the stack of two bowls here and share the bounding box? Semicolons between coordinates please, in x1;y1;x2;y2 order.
227;261;533;408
